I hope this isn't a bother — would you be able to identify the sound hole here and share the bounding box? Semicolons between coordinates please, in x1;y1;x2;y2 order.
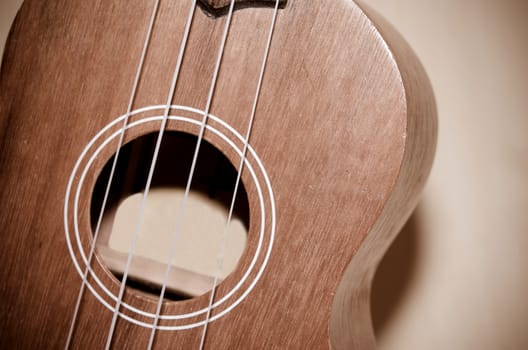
90;131;250;301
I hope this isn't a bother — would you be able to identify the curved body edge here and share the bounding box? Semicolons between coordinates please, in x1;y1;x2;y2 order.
0;0;436;348
329;2;438;349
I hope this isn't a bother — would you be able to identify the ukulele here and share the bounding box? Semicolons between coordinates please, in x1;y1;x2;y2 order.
0;0;436;348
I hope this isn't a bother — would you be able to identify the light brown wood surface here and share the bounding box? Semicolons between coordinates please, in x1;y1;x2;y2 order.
0;0;436;348
198;0;287;17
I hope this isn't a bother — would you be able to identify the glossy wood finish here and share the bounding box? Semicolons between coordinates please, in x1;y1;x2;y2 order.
0;0;436;348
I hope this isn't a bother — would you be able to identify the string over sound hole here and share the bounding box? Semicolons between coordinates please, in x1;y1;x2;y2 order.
197;0;287;17
90;131;250;300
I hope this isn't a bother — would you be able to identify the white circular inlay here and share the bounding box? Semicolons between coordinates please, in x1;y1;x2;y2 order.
64;105;276;330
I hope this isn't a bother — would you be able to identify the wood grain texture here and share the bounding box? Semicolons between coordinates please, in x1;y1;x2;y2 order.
329;2;437;348
197;0;287;17
0;0;436;349
202;0;280;6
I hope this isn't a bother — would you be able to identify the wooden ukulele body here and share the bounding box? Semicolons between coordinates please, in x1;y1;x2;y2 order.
0;0;436;348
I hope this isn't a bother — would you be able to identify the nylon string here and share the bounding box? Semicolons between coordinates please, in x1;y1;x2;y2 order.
104;1;198;349
64;0;162;348
66;0;280;347
198;1;280;348
147;0;239;348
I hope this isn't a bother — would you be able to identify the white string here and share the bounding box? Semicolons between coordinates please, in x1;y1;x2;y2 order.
198;1;280;348
64;1;161;348
147;0;238;348
104;2;198;349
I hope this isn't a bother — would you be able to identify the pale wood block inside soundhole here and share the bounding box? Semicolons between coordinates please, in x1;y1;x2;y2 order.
96;188;247;298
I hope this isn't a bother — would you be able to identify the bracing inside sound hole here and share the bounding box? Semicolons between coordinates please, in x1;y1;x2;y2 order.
90;131;250;301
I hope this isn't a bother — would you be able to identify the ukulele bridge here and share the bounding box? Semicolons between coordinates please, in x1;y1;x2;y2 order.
197;0;287;17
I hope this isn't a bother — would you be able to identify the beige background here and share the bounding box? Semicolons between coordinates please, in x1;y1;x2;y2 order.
363;1;528;349
1;0;527;349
